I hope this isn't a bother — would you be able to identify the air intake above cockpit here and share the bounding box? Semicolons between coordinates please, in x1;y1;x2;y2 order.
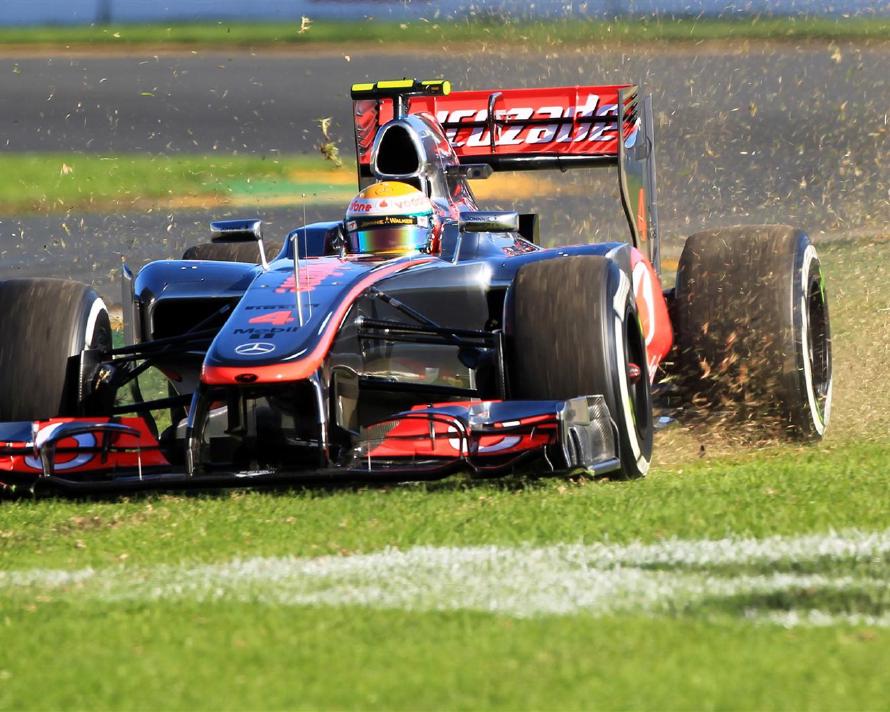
373;123;422;178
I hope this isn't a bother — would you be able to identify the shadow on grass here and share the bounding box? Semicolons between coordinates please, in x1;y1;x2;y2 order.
4;468;617;506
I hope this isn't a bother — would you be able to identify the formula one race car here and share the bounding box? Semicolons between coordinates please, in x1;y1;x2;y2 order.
0;78;832;494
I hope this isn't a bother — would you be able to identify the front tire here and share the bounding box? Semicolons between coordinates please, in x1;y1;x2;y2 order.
0;278;112;421
509;256;653;478
673;225;831;439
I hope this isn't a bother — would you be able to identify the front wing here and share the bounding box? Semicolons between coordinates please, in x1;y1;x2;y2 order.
0;397;619;495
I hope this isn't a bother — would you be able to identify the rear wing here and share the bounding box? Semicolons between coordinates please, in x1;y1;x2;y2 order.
351;80;661;268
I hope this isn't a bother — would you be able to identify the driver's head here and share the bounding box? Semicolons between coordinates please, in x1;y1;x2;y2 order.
345;181;435;257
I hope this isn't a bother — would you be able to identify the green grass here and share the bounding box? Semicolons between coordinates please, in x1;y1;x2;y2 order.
0;441;888;710
1;440;888;571
1;17;889;49
0;153;353;215
0;606;886;711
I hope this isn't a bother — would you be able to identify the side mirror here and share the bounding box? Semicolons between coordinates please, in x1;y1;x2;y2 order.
333;223;348;258
209;219;269;270
458;211;520;233
210;218;263;243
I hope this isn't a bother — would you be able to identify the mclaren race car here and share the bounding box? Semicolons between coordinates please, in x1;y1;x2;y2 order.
0;78;832;494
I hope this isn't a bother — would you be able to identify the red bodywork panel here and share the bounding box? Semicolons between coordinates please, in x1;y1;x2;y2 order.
0;417;168;477
364;401;557;461
630;247;673;377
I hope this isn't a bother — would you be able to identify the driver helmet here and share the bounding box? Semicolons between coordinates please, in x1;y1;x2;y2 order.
345;181;436;256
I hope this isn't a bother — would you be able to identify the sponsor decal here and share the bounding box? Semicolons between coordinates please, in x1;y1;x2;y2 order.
234;342;276;356
248;310;295;326
275;260;348;295
349;215;429;231
349;196;431;216
234;326;304;339
23;425;96;472
501;240;537;257
435;94;619;149
349;200;374;213
363;216;416;228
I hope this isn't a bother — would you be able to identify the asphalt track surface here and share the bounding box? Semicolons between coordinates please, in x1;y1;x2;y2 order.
1;44;888;296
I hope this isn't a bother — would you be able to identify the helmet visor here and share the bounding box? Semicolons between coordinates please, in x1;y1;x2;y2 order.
346;215;431;255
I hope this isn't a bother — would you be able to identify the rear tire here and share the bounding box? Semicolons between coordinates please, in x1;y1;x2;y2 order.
182;241;282;263
0;278;112;421
509;256;653;479
673;225;831;439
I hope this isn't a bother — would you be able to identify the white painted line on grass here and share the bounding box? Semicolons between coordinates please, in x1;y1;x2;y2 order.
2;529;888;627
750;610;890;628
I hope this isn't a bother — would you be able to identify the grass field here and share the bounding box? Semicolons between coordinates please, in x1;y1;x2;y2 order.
0;154;593;216
1;232;888;708
0;153;354;216
0;450;888;709
1;17;889;50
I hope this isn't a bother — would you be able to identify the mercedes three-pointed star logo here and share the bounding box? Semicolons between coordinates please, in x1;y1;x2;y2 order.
234;342;276;356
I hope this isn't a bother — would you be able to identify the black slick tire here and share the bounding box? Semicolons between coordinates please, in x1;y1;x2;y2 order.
509;255;653;479
0;278;112;421
673;225;831;439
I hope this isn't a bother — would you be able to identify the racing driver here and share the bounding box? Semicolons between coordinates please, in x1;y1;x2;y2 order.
344;181;441;257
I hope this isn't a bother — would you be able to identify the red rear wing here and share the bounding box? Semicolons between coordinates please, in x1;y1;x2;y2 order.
354;84;639;169
350;79;660;270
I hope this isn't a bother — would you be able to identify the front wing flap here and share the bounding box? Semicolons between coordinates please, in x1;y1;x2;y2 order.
0;397;619;494
343;396;618;477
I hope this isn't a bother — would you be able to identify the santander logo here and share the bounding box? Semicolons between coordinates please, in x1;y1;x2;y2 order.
435;94;620;148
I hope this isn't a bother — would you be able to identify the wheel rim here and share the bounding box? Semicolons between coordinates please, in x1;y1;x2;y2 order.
806;271;831;423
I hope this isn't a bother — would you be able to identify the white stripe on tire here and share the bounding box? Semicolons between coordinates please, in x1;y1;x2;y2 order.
613;271;649;474
84;297;108;352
